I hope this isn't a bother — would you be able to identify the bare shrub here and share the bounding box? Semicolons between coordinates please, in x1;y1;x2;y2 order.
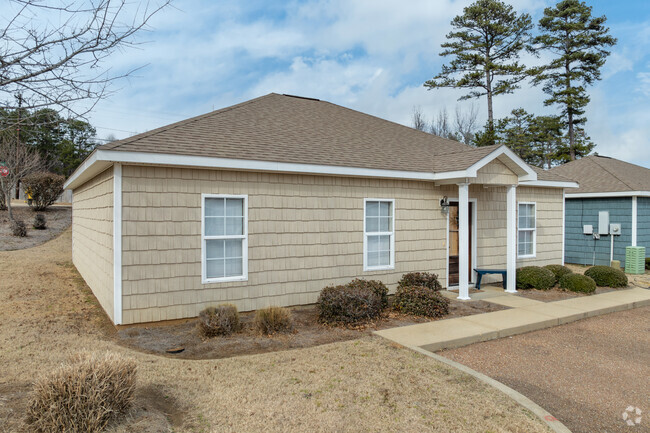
317;285;383;325
198;304;241;337
23;171;65;211
33;213;46;230
11;219;27;237
255;306;293;335
26;351;137;433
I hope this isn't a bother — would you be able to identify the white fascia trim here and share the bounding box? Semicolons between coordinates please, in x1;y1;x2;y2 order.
565;191;650;198
113;163;123;325
95;150;437;182
520;180;579;188
64;150;99;189
466;145;538;181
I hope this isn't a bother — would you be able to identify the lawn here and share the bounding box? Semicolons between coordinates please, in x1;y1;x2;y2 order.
0;229;552;433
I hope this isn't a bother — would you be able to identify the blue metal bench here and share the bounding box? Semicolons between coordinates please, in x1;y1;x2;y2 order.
474;269;507;291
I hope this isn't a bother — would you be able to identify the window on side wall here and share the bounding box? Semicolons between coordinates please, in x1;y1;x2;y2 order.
364;199;395;271
202;195;248;283
517;202;536;258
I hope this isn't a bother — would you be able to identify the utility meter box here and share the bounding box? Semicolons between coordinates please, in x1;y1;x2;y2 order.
583;225;593;235
609;223;621;235
598;211;610;235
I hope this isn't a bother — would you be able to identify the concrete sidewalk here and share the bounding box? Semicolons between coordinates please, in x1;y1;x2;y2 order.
375;286;650;352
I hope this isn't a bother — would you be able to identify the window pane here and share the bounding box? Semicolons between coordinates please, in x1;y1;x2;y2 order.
366;216;379;233
226;198;243;216
205;198;225;216
379;235;390;251
380;201;391;217
225;239;243;258
225;216;243;235
366;201;379;217
378;216;391;232
379;250;390;266
367;251;379;267
206;239;224;259
206;258;225;279
367;235;380;253
205;216;225;236
224;258;243;277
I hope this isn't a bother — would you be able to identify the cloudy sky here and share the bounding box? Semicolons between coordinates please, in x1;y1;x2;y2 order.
85;0;650;168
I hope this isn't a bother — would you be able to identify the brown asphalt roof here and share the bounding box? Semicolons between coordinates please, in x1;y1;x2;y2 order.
548;155;650;193
98;92;565;182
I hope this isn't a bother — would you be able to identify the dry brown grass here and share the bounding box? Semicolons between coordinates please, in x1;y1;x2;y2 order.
0;229;552;433
26;351;136;433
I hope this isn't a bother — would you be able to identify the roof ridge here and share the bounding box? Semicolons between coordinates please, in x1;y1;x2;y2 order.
100;93;279;150
589;155;637;190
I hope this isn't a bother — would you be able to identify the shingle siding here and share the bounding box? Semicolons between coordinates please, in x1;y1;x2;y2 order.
72;166;114;321
637;197;650;257
117;165;563;324
564;197;633;266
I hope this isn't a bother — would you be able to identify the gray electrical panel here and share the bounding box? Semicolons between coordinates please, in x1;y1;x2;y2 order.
598;211;609;235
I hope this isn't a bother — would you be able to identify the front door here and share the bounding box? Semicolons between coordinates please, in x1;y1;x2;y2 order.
448;202;473;286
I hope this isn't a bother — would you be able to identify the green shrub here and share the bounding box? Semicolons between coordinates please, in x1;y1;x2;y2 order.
543;265;573;284
559;273;596;293
255;306;293;335
397;272;442;291
33;213;46;230
584;266;628;287
23;171;65;211
393;286;450;318
516;266;556;290
26;351;136;433
198;304;241;337
317;285;383;325
346;278;389;309
11;219;27;237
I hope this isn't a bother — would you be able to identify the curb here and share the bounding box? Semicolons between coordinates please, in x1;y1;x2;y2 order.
407;344;572;433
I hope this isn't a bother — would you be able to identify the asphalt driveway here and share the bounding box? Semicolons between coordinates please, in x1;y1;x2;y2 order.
440;305;650;433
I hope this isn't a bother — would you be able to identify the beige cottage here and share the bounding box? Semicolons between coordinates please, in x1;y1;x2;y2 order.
64;94;577;325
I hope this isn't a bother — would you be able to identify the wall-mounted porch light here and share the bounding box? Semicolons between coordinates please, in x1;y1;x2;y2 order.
440;196;450;214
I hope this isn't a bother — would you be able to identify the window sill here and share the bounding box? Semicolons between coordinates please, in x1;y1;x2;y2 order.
202;275;248;284
363;265;395;272
517;255;536;259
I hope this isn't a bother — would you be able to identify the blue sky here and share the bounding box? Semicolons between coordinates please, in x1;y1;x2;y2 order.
83;0;650;168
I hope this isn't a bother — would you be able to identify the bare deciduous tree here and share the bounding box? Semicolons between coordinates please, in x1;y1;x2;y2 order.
411;106;427;131
0;134;43;221
0;0;170;117
453;104;478;145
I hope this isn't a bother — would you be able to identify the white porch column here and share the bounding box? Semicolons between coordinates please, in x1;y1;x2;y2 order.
506;185;517;293
457;182;471;300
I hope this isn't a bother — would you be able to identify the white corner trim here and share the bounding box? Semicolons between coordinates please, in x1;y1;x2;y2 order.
565;191;650;198
113;163;123;325
521;180;579;188
631;196;637;247
556;190;566;266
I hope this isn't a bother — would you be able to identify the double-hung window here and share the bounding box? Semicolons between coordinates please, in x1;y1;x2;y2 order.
202;195;248;283
517;202;536;258
364;199;395;271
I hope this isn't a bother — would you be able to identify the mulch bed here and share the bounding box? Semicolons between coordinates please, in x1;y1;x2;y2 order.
116;298;508;360
514;286;624;302
0;204;71;251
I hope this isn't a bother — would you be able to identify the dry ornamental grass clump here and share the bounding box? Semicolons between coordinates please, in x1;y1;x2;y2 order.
254;306;293;335
198;304;241;337
25;351;137;433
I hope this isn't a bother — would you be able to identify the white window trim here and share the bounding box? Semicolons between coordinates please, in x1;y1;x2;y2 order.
363;198;395;271
517;201;537;259
201;194;249;284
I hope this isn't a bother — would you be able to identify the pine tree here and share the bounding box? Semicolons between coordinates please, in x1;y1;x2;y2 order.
532;0;615;159
424;0;533;145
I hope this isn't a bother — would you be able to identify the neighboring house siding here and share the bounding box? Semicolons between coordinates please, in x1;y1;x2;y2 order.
72;167;114;321
564;197;633;266
120;166;448;324
637;197;650;257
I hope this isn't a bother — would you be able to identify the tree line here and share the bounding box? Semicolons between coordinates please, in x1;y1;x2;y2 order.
417;0;616;169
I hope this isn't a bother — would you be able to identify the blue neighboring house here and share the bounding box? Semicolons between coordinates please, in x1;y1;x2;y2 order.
549;155;650;267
